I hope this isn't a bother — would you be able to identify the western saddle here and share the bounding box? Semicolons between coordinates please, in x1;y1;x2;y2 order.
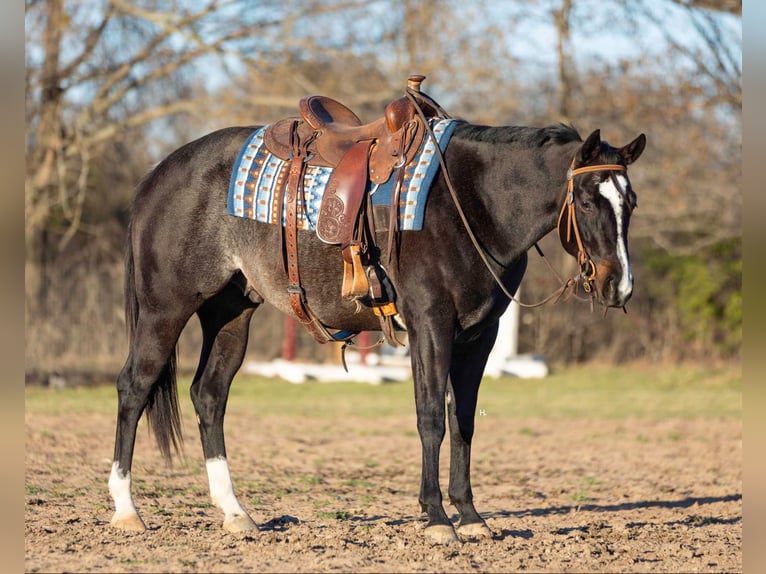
261;74;449;346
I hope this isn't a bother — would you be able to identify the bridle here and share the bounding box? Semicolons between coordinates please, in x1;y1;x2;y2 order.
406;89;632;309
557;161;627;294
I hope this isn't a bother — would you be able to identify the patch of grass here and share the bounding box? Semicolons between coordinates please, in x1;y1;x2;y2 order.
179;456;202;474
25;485;44;496
571;491;593;504
115;558;146;566
570;476;600;504
93;501;110;512
300;475;326;485
341;479;374;488
359;494;376;505
25;363;741;421
191;484;210;497
581;476;600;488
25;384;118;416
272;487;292;499
474;364;740;419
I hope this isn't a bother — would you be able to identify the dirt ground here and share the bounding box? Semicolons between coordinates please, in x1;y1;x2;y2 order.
25;405;741;573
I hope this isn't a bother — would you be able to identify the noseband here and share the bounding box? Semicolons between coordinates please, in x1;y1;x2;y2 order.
557;161;627;293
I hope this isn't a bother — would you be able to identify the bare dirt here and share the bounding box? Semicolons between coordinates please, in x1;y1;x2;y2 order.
25;406;741;572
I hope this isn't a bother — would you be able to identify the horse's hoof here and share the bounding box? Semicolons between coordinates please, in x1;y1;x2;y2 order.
110;512;147;532
223;513;257;533
457;521;492;540
424;524;459;544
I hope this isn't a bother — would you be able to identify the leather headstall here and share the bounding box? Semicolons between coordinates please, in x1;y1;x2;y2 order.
556;161;626;293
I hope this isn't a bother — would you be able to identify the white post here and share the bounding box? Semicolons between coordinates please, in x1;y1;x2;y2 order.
485;289;520;377
485;287;549;379
507;291;519;357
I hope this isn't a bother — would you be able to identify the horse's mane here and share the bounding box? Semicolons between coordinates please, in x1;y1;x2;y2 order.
454;122;582;147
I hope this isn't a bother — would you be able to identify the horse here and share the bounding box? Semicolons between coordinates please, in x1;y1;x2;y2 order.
107;104;646;544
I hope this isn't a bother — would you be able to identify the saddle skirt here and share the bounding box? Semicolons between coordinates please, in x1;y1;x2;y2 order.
227;118;458;232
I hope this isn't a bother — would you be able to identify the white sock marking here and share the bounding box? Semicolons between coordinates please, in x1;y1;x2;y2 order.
109;461;139;518
598;175;633;301
206;457;247;517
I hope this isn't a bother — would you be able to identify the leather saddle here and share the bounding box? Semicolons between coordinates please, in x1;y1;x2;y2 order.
264;91;428;185
261;75;447;346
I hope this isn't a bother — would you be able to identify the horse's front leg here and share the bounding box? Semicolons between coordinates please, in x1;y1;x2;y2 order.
447;322;499;540
408;316;458;544
191;295;258;533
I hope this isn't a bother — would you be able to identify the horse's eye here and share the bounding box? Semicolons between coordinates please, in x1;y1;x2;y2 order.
580;199;593;212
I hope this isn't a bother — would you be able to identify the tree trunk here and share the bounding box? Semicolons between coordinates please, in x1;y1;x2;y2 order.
553;0;574;120
27;0;65;311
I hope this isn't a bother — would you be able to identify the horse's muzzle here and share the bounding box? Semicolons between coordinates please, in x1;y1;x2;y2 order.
594;261;633;308
600;274;632;308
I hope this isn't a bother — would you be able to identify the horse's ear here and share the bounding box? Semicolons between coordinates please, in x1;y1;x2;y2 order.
577;129;601;165
618;133;646;165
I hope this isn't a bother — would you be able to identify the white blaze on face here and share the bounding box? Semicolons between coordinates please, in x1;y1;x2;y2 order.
598;174;633;300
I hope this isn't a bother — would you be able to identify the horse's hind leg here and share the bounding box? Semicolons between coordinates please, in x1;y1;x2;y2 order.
110;311;189;531
190;284;258;533
447;322;499;541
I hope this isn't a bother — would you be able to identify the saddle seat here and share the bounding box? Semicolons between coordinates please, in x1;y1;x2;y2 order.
298;95;363;129
263;77;431;184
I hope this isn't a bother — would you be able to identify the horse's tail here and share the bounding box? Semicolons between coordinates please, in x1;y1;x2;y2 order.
124;199;184;464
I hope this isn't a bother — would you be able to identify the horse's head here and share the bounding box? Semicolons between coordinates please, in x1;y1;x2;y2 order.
558;129;646;308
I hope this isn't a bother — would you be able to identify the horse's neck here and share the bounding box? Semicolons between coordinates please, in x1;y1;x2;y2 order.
528;141;581;235
450;134;579;264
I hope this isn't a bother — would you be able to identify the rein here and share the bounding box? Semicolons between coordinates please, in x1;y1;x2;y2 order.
406;89;625;309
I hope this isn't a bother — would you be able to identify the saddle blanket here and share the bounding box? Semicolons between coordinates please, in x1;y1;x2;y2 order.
227;118;457;232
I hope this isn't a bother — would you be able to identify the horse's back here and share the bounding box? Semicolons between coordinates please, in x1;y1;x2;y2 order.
128;127;262;300
134;126;257;212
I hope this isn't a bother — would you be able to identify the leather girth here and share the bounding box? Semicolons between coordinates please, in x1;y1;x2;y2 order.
284;124;338;344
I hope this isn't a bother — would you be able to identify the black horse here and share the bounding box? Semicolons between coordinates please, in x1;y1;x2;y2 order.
108;114;645;543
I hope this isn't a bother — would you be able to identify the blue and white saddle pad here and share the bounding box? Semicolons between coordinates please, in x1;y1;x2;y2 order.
227;118;457;232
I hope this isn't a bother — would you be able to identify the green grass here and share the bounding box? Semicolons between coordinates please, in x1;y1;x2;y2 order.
25;363;741;420
341;479;375;488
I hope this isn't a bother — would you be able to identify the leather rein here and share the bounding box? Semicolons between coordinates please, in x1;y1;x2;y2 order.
406;88;627;309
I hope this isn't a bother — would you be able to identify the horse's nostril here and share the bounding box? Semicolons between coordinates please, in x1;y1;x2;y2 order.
603;274;632;307
602;275;620;304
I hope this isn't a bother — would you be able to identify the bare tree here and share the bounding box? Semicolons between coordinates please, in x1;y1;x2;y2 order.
24;0;317;369
671;0;740;15
636;0;741;109
24;0;741;370
553;0;574;121
26;1;267;253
